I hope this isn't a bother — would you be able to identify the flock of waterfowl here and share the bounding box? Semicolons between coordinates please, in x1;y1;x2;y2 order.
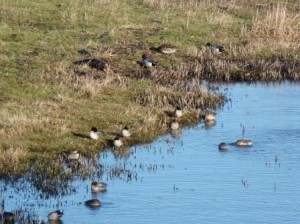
1;180;107;223
0;43;252;224
168;106;253;151
89;125;131;148
73;42;225;71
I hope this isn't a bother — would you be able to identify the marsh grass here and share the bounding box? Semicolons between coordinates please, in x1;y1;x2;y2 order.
0;0;299;177
0;147;28;178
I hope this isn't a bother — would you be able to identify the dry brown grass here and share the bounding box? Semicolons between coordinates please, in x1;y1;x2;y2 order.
250;2;299;41
135;85;222;109
0;147;29;177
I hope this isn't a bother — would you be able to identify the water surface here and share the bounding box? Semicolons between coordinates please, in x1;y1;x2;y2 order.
1;82;300;224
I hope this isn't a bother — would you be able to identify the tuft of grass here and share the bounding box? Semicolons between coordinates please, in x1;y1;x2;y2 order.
0;147;29;178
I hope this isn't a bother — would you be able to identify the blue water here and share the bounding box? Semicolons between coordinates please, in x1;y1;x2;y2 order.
1;82;300;224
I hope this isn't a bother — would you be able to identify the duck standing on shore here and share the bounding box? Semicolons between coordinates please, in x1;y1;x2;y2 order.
150;44;177;54
113;135;123;148
206;43;225;53
121;126;131;138
173;106;183;118
90;127;100;140
141;54;157;68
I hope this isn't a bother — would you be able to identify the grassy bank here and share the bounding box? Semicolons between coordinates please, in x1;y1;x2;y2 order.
0;0;299;177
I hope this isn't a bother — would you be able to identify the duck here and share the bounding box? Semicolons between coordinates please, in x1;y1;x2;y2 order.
170;119;179;130
235;139;253;146
90;127;100;140
0;200;15;224
65;150;80;160
113;135;123;148
150;44;177;54
206;42;225;53
73;58;109;71
202;111;217;121
121;126;131;138
85;199;101;208
91;181;107;193
173;106;183;118
48;210;64;221
141;54;156;68
1;211;15;223
218;142;229;151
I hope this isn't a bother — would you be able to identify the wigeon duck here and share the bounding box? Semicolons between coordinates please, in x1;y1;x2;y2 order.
2;212;15;223
150;44;177;54
91;181;107;193
218;142;229;151
85;199;101;208
141;54;157;68
235;139;253;146
206;43;225;53
202;111;217;121
48;210;64;221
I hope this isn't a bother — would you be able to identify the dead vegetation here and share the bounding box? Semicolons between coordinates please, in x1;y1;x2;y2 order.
0;147;29;178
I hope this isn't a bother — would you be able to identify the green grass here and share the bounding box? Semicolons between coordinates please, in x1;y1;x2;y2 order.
0;0;299;177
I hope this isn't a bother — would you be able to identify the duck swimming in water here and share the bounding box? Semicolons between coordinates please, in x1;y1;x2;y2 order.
85;199;101;208
235;139;253;146
91;181;107;193
202;111;217;121
218;142;229;151
48;210;64;221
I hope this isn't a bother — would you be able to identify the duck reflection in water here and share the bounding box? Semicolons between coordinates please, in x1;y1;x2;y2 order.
48;220;63;224
48;210;63;221
85;199;101;209
204;119;216;129
91;181;107;193
171;129;181;138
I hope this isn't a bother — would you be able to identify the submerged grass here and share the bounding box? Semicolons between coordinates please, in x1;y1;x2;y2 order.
0;0;299;177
